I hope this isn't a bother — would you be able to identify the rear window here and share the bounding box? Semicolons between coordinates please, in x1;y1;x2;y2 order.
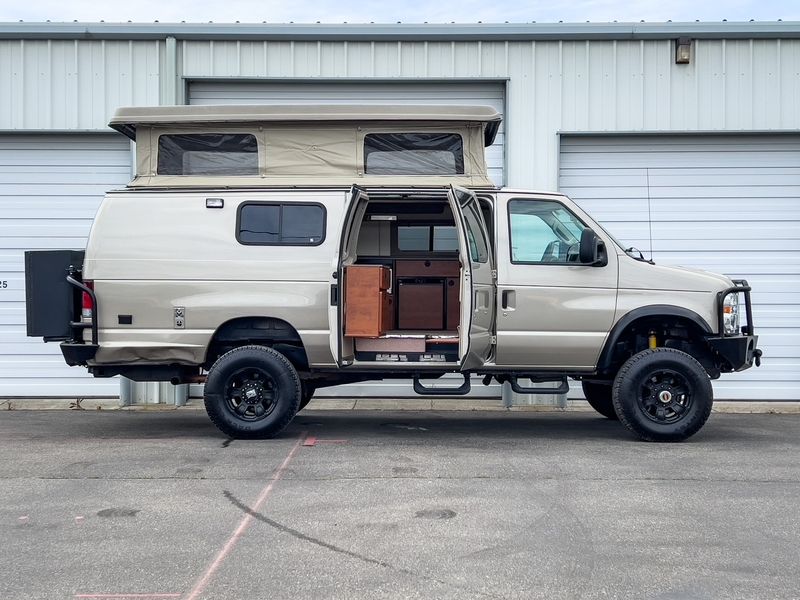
397;224;458;252
157;133;258;176
364;133;464;175
237;203;326;246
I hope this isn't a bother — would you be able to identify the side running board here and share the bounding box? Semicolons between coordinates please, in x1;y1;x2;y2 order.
508;376;569;395
412;373;471;396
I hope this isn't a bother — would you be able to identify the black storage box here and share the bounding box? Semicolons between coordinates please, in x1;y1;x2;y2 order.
25;250;85;340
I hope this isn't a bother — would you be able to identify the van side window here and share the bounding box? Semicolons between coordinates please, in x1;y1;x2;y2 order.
157;133;258;176
237;203;326;246
508;199;587;264
364;133;464;175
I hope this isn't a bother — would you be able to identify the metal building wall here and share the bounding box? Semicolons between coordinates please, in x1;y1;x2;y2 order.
1;36;798;189
0;39;163;129
178;38;800;188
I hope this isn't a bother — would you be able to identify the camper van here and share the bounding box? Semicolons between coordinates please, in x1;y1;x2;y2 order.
25;104;760;442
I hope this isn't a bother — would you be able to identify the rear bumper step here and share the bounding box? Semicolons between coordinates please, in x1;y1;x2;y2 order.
60;342;98;367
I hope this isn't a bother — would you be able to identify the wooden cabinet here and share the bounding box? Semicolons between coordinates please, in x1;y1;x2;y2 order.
393;260;460;332
396;259;460;278
346;261;460;336
344;265;393;337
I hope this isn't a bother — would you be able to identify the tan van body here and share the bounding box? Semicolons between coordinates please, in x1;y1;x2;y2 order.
26;104;760;441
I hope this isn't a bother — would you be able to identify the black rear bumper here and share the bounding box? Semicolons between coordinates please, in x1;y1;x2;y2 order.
60;342;99;367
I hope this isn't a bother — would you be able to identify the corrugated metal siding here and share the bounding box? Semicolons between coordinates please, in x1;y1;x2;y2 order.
189;80;506;185
180;38;800;189
0;40;162;130
0;134;131;396
559;134;800;401
0;37;796;186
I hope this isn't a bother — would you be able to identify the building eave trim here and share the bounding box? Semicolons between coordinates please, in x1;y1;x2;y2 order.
0;21;798;41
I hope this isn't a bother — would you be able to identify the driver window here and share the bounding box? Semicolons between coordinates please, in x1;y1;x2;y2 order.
509;199;586;264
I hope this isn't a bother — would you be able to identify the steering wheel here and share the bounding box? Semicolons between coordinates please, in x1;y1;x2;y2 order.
541;240;561;262
566;242;580;262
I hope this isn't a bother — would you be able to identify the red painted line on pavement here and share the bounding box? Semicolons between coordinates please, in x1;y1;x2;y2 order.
184;432;307;600
302;437;348;447
75;595;181;598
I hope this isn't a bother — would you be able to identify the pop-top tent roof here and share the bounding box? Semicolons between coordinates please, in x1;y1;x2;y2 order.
109;104;502;146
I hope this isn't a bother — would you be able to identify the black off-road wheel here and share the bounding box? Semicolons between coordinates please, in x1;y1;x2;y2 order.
299;382;316;411
581;380;618;420
612;348;713;442
204;345;301;439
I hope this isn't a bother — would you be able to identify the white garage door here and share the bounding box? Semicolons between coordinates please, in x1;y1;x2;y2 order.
559;135;800;401
189;81;506;399
0;134;132;397
189;81;506;186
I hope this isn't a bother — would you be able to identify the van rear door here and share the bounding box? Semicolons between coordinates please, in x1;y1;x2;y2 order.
448;185;495;371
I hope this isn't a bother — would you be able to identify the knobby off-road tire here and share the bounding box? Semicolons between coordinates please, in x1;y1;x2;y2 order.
612;348;713;442
298;382;316;411
581;381;618;420
204;345;301;439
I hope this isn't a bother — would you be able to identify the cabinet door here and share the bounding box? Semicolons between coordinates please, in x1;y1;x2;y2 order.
397;282;444;329
446;278;460;330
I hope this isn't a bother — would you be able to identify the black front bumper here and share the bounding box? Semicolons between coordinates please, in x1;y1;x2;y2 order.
707;335;760;372
711;279;761;372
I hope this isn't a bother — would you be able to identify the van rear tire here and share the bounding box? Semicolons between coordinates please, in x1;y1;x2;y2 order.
581;381;618;420
204;345;301;439
299;382;316;411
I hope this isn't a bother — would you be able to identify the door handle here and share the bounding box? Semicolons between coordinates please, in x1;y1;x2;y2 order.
501;290;516;310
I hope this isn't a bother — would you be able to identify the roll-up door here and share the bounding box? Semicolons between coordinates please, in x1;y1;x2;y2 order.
0;134;131;397
559;134;800;400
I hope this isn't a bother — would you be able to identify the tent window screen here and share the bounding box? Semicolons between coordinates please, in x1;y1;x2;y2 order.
238;203;326;246
157;133;258;175
364;133;464;175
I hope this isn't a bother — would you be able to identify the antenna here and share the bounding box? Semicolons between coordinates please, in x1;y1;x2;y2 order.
645;168;654;261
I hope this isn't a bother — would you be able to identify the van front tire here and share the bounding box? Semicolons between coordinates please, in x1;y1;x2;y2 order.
612;348;713;442
204;345;301;439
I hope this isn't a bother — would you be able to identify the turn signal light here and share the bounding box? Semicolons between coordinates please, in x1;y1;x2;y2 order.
81;281;94;320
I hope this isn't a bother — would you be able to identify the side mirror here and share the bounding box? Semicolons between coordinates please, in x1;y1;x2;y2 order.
579;228;607;266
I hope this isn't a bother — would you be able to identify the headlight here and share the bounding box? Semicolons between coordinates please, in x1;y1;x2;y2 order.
723;293;740;335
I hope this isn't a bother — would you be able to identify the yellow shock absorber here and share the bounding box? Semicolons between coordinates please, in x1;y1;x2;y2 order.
648;331;658;349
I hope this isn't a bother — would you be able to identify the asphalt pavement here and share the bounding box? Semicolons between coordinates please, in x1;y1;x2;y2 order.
1;409;799;599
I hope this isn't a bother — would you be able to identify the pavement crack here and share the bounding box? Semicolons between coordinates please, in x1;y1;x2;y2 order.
222;489;504;600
